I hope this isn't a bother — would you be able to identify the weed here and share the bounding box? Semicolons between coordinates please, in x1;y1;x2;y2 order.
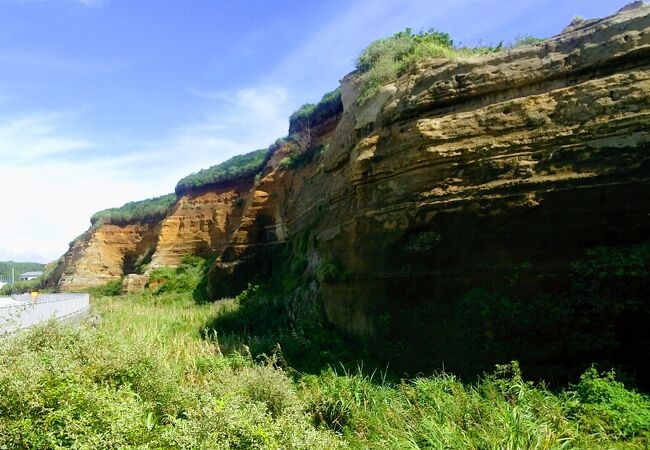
0;293;646;448
316;257;349;283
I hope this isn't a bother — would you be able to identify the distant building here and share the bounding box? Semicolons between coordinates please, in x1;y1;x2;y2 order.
19;271;43;281
0;281;6;289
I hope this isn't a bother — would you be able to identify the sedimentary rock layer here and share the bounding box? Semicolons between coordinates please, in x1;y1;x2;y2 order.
50;4;650;382
58;222;159;291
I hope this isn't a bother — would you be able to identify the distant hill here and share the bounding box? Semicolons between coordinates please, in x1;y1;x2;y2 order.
0;261;45;283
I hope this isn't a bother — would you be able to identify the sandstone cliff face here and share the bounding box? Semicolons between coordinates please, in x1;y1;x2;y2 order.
52;4;650;382
208;5;650;381
212;4;650;293
58;222;159;291
150;180;253;267
56;181;252;292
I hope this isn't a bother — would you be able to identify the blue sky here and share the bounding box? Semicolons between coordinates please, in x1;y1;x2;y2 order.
0;0;632;262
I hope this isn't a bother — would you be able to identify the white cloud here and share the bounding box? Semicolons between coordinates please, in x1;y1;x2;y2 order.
0;113;157;262
0;159;164;262
0;86;291;263
155;86;292;180
0;112;94;162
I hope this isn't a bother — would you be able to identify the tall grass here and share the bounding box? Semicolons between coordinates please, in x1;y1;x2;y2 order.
0;294;343;449
302;362;650;449
0;292;647;449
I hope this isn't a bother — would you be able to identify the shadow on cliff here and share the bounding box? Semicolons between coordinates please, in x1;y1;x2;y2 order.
345;241;650;390
199;284;382;376
200;240;650;389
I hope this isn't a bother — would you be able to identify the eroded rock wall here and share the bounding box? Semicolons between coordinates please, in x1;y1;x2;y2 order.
58;222;159;291
53;180;252;292
50;3;650;382
150;180;253;267
207;5;650;381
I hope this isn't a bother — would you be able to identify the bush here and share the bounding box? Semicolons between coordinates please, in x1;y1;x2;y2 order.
205;283;366;374
89;279;123;297
0;277;42;295
91;193;177;226
316;257;348;283
0;316;342;449
278;144;327;171
573;367;650;439
175;149;268;195
300;362;650;449
512;35;544;48
222;364;301;418
147;255;210;298
355;28;503;103
289;104;316;133
288;87;343;135
301;368;393;433
1;292;646;449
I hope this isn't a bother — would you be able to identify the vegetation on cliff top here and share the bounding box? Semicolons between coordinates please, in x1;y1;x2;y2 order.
355;28;543;103
90;193;177;226
1;291;648;449
82;27;544;231
80;27;540;232
288;87;343;135
175;148;268;195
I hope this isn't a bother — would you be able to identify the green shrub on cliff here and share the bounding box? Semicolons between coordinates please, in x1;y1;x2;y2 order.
278;143;327;170
315;257;349;283
90;193;177;226
288;87;343;135
512;34;544;47
355;28;504;103
175;148;268;194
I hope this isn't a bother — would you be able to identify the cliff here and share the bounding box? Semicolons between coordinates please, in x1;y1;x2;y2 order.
50;4;650;382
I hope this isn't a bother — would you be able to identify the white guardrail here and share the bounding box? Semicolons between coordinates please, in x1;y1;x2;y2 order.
0;293;90;333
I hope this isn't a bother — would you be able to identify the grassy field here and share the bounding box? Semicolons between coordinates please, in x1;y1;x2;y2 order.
0;291;648;449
